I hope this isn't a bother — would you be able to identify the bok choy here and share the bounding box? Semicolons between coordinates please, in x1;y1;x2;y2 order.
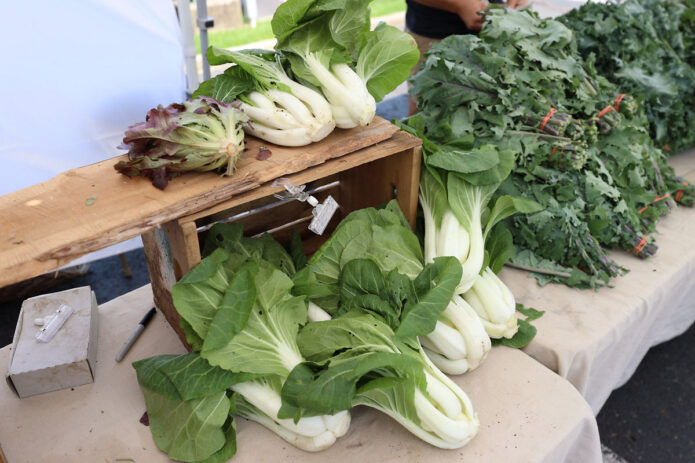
194;49;335;146
292;201;492;374
399;119;542;341
133;234;350;460
272;0;419;128
175;249;350;451
281;258;480;449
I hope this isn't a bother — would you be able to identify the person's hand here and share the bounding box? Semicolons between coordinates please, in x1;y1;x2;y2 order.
506;0;528;9
457;0;488;30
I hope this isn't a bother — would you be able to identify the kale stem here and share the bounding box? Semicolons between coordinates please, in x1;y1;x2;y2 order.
507;130;572;141
504;262;572;278
427;77;499;98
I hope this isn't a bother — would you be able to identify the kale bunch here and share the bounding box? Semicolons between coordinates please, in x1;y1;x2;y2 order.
560;0;695;153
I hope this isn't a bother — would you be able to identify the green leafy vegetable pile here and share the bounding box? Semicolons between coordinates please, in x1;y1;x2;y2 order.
133;201;547;459
560;0;695;154
192;0;419;146
409;7;693;288
134;227;352;461
284;256;480;449
133;214;492;460
114;97;247;189
294;200;542;376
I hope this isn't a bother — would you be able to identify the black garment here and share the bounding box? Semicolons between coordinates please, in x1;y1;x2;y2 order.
405;0;473;38
405;0;504;39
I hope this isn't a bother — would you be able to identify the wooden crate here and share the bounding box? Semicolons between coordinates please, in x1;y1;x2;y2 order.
0;117;421;348
142;128;422;347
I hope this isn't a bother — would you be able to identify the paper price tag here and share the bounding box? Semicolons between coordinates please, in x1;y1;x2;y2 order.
309;195;338;235
273;178;340;235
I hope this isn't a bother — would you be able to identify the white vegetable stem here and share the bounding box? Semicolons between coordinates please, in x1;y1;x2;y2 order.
234;387;351;452
420;189;438;265
463;267;518;339
442;296;491;369
308;301;332;322
411;351;479;448
241;94;302;130
436;210;470;265
420;296;491;374
304;54;376;128
454;214;484;294
420;321;467;360
241;82;336;145
232;380;327;437
244;123;313;146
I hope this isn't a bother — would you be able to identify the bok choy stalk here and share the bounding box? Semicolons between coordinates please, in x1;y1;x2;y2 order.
194;48;335;146
419;295;491;373
462;188;545;339
114;97;247;189
173;249;351;451
420;169;520;340
132;232;351;457
401;118;542;339
463;268;518;339
281;258;480;449
272;0;419;128
292;200;491;375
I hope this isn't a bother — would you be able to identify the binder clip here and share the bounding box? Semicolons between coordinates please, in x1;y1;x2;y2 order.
273;178;339;235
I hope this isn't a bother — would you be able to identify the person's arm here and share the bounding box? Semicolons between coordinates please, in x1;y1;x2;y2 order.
410;0;488;31
505;0;528;9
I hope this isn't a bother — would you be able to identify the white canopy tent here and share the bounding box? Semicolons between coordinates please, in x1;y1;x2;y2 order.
0;0;204;263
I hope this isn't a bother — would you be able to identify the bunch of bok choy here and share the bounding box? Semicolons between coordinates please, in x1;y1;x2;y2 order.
194;49;335;146
133;236;350;461
292;200;539;375
272;0;419;128
398;118;543;341
282;257;480;449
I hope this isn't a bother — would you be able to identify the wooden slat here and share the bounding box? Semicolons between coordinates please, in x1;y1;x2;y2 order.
179;130;421;224
0;118;400;287
141;227;190;348
339;145;422;228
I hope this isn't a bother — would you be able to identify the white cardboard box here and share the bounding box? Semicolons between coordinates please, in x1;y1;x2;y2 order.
6;286;98;398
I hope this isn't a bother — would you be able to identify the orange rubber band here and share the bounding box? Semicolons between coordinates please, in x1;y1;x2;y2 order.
676;190;684;202
550;146;559;158
652;192;671;203
539;108;557;131
597;105;615;119
614;94;626;111
632;237;648;255
638;193;672;214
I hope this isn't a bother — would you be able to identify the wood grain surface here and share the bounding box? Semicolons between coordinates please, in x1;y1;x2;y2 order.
0;118;399;287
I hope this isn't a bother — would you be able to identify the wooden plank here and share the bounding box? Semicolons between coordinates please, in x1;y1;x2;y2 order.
0;118;403;287
162;221;202;279
141;227;190;348
338;144;422;227
395;146;422;228
180;131;421;224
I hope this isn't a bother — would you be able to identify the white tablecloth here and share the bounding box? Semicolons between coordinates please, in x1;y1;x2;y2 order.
504;150;695;413
0;285;601;463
